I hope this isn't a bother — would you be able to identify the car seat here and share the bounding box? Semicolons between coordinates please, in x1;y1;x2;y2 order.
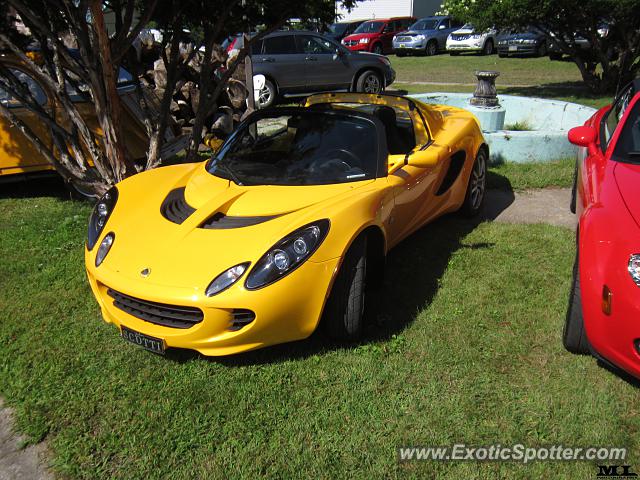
372;106;410;155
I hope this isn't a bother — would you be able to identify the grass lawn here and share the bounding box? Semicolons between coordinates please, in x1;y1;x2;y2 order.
488;158;574;190
1;178;638;479
389;54;611;109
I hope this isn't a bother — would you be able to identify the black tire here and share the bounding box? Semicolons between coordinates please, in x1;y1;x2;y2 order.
549;52;563;61
460;148;487;217
449;51;460;56
570;160;578;214
537;42;547;57
396;51;407;57
256;78;276;109
372;43;383;55
481;39;494;56
498;52;507;58
563;246;590;354
322;236;367;340
356;70;383;94
425;40;438;56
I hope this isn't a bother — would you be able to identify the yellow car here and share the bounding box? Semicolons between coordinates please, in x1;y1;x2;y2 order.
85;93;488;356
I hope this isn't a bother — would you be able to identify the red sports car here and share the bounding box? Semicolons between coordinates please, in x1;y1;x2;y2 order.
564;79;640;379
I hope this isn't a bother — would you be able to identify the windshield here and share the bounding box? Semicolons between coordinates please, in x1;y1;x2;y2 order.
207;110;379;186
461;23;474;30
612;96;640;163
354;21;384;34
411;19;439;31
328;23;347;34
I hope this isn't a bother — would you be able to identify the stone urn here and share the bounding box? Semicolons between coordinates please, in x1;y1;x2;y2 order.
470;70;500;108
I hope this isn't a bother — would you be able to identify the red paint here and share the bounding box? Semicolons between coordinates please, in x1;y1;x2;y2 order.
573;90;640;378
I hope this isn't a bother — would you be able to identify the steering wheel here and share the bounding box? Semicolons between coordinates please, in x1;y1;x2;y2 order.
320;148;361;170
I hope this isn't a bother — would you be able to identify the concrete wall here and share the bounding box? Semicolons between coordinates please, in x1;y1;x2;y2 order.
409;92;598;164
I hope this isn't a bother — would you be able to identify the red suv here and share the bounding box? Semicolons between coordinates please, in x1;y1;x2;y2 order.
341;17;416;55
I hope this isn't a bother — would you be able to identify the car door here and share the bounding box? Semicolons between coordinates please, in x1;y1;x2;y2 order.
0;66;53;176
385;107;443;246
380;21;398;53
435;18;453;49
297;35;352;90
252;34;307;93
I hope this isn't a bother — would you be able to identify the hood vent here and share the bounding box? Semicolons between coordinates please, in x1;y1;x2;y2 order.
161;187;195;224
200;213;278;230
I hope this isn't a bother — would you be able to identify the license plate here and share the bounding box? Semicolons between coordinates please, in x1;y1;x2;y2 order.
399;44;406;48
121;326;165;354
509;45;518;52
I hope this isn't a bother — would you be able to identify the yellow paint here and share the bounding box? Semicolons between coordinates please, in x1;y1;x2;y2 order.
85;94;486;355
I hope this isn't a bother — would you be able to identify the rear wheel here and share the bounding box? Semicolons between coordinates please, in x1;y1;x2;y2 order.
460;148;487;217
563;246;590;354
425;40;437;56
356;70;383;94
323;236;367;340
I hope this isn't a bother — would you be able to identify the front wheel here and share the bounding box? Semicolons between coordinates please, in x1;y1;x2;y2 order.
372;43;383;55
537;42;547;57
425;40;437;56
460;148;487;217
482;39;494;55
356;70;383;94
563;247;590;354
256;78;276;109
322;236;367;340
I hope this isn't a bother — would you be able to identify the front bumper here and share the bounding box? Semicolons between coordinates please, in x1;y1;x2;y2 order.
392;38;425;52
343;42;371;52
86;248;340;356
447;41;484;52
497;44;539;56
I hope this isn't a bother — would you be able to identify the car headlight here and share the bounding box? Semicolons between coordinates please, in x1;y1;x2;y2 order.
88;186;118;250
205;262;250;296
415;34;425;40
498;40;507;45
628;255;640;286
359;38;369;44
472;34;482;39
95;232;115;267
245;220;330;290
523;39;536;44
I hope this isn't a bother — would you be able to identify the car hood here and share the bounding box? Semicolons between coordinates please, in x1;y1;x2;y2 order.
614;162;640;229
102;163;373;290
344;33;379;41
452;28;476;35
399;29;435;36
503;32;541;40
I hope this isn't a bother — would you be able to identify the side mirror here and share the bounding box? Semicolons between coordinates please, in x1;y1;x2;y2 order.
332;49;344;60
438;24;446;30
568;125;598;155
204;135;225;153
407;145;448;168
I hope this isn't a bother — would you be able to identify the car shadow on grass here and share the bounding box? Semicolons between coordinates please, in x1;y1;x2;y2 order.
0;174;73;200
166;172;516;366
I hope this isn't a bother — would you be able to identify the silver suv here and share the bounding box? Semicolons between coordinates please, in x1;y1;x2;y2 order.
252;31;396;108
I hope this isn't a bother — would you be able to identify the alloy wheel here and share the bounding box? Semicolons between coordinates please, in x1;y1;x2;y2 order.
363;74;381;93
470;152;486;210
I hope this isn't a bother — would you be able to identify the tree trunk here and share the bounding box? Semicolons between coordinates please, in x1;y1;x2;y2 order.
89;0;136;181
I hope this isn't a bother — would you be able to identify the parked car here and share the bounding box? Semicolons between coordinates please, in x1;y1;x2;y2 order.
392;16;464;56
564;79;640;380
324;20;368;43
0;52;185;195
341;17;415;55
496;29;548;57
446;23;497;56
85;92;488;356
548;23;612;61
251;31;395;109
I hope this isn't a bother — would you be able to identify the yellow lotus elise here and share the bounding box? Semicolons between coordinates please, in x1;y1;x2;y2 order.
85;93;488;356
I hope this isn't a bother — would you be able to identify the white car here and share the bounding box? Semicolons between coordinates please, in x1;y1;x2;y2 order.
446;24;496;55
